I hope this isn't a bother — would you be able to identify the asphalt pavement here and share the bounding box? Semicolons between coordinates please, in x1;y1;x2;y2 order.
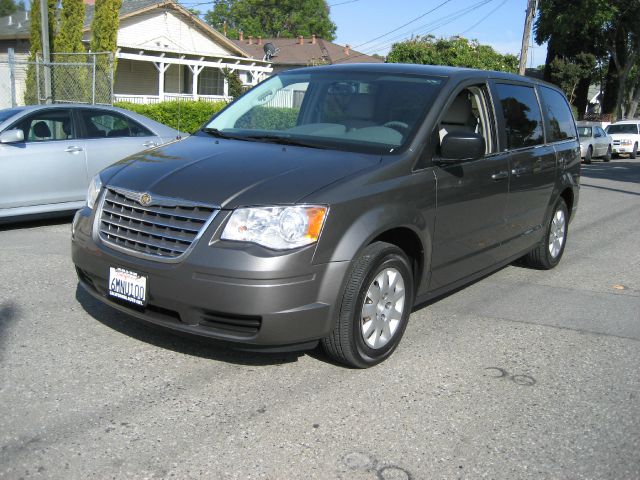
1;158;639;479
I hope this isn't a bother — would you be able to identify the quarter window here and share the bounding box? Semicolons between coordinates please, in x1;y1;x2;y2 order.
80;110;152;138
495;83;544;150
539;86;577;142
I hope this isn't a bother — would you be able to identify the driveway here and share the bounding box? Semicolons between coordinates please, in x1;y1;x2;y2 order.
1;160;639;479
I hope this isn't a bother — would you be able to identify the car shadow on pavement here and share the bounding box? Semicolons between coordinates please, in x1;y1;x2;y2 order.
581;160;640;184
75;285;305;367
0;214;74;231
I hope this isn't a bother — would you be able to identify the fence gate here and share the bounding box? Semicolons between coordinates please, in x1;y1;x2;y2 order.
0;50;114;109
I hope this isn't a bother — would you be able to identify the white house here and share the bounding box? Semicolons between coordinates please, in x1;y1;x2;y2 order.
0;0;273;105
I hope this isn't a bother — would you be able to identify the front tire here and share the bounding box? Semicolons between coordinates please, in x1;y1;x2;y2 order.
522;198;569;270
322;242;414;368
631;143;638;159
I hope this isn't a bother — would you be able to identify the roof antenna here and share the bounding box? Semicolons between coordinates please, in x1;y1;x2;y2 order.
263;42;279;61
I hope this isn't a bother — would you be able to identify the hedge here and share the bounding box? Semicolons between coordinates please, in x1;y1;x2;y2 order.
115;100;228;133
115;101;301;134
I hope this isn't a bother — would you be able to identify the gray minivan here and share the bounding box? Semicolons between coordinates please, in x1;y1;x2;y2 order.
72;64;580;368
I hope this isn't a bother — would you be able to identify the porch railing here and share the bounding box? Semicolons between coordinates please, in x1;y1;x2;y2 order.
113;93;231;104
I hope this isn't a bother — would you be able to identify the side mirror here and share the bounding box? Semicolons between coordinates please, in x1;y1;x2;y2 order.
0;129;25;144
440;131;485;162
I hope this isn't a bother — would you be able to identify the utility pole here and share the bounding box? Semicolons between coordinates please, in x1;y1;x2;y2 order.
39;0;52;103
518;0;537;76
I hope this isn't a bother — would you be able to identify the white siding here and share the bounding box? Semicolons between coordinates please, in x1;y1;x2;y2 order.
114;58;158;95
115;10;233;57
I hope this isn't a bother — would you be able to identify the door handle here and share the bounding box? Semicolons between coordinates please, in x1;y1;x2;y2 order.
491;171;509;181
65;146;84;153
511;167;527;177
142;141;157;147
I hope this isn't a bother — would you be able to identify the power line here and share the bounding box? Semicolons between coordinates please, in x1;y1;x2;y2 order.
329;0;361;6
459;0;506;36
352;0;453;50
352;0;493;58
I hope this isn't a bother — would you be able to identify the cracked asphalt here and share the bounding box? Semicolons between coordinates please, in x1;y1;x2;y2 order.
1;159;639;479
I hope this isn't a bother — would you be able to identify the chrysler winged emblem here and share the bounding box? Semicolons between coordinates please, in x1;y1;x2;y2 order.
139;193;152;206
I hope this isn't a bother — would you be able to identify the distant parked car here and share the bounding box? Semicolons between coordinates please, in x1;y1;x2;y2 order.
0;104;183;222
605;120;640;159
577;122;612;163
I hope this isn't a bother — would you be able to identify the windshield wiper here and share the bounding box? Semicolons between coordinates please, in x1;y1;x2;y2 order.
201;128;255;142
243;134;328;149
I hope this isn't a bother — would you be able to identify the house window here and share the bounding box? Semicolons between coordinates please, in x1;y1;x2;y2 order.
198;68;224;96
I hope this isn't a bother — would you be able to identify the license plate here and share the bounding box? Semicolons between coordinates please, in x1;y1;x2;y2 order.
108;267;147;306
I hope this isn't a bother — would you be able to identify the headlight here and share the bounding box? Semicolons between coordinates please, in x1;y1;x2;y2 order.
221;205;327;250
621;139;633;145
86;174;103;209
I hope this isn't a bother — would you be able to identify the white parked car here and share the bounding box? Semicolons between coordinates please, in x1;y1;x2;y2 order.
605;120;640;159
577;123;612;163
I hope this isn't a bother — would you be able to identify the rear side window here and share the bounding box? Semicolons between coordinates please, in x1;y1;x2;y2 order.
494;83;544;150
79;110;153;139
539;86;577;142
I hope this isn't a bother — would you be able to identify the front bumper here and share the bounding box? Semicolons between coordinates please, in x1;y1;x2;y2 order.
71;207;349;349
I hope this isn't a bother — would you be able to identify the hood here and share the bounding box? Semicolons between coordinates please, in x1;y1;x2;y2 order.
104;135;381;209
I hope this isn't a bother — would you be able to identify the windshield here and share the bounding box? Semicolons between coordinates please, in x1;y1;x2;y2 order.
205;70;445;153
0;108;21;124
606;124;638;134
577;126;592;138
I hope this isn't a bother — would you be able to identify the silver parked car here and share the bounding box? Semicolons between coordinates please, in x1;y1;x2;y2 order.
576;122;612;163
0;104;183;221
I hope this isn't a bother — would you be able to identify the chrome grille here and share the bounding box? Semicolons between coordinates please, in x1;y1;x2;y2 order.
97;187;217;260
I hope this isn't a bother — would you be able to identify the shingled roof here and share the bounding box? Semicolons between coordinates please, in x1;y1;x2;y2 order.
0;0;247;57
231;36;383;66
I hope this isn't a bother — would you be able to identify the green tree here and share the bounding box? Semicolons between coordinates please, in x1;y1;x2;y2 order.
205;0;336;41
90;0;121;102
54;0;88;102
223;68;244;99
24;0;56;104
549;53;597;104
0;0;19;16
535;0;640;119
386;36;518;73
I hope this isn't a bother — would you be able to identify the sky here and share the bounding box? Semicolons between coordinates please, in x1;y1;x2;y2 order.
328;0;548;67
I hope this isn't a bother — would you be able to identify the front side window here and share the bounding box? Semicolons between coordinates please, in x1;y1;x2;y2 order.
539;86;577;142
495;83;544;150
205;70;445;153
606;123;639;134
80;110;152;139
12;109;74;142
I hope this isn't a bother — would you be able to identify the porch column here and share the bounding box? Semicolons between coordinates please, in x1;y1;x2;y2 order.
223;75;229;98
188;63;205;100
154;61;170;101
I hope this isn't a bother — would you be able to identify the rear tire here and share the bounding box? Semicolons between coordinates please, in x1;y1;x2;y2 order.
603;145;612;162
584;146;592;164
522;198;568;270
321;242;414;368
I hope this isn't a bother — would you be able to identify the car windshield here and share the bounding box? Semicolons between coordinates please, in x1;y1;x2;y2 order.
0;108;21;123
204;70;445;154
606;124;638;134
577;126;592;137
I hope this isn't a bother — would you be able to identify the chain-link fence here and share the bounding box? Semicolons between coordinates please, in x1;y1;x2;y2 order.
0;51;114;109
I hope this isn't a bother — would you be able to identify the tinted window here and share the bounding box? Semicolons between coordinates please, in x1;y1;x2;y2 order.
80;110;153;139
12;109;74;142
495;83;544;149
606;123;639;134
539;86;576;142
